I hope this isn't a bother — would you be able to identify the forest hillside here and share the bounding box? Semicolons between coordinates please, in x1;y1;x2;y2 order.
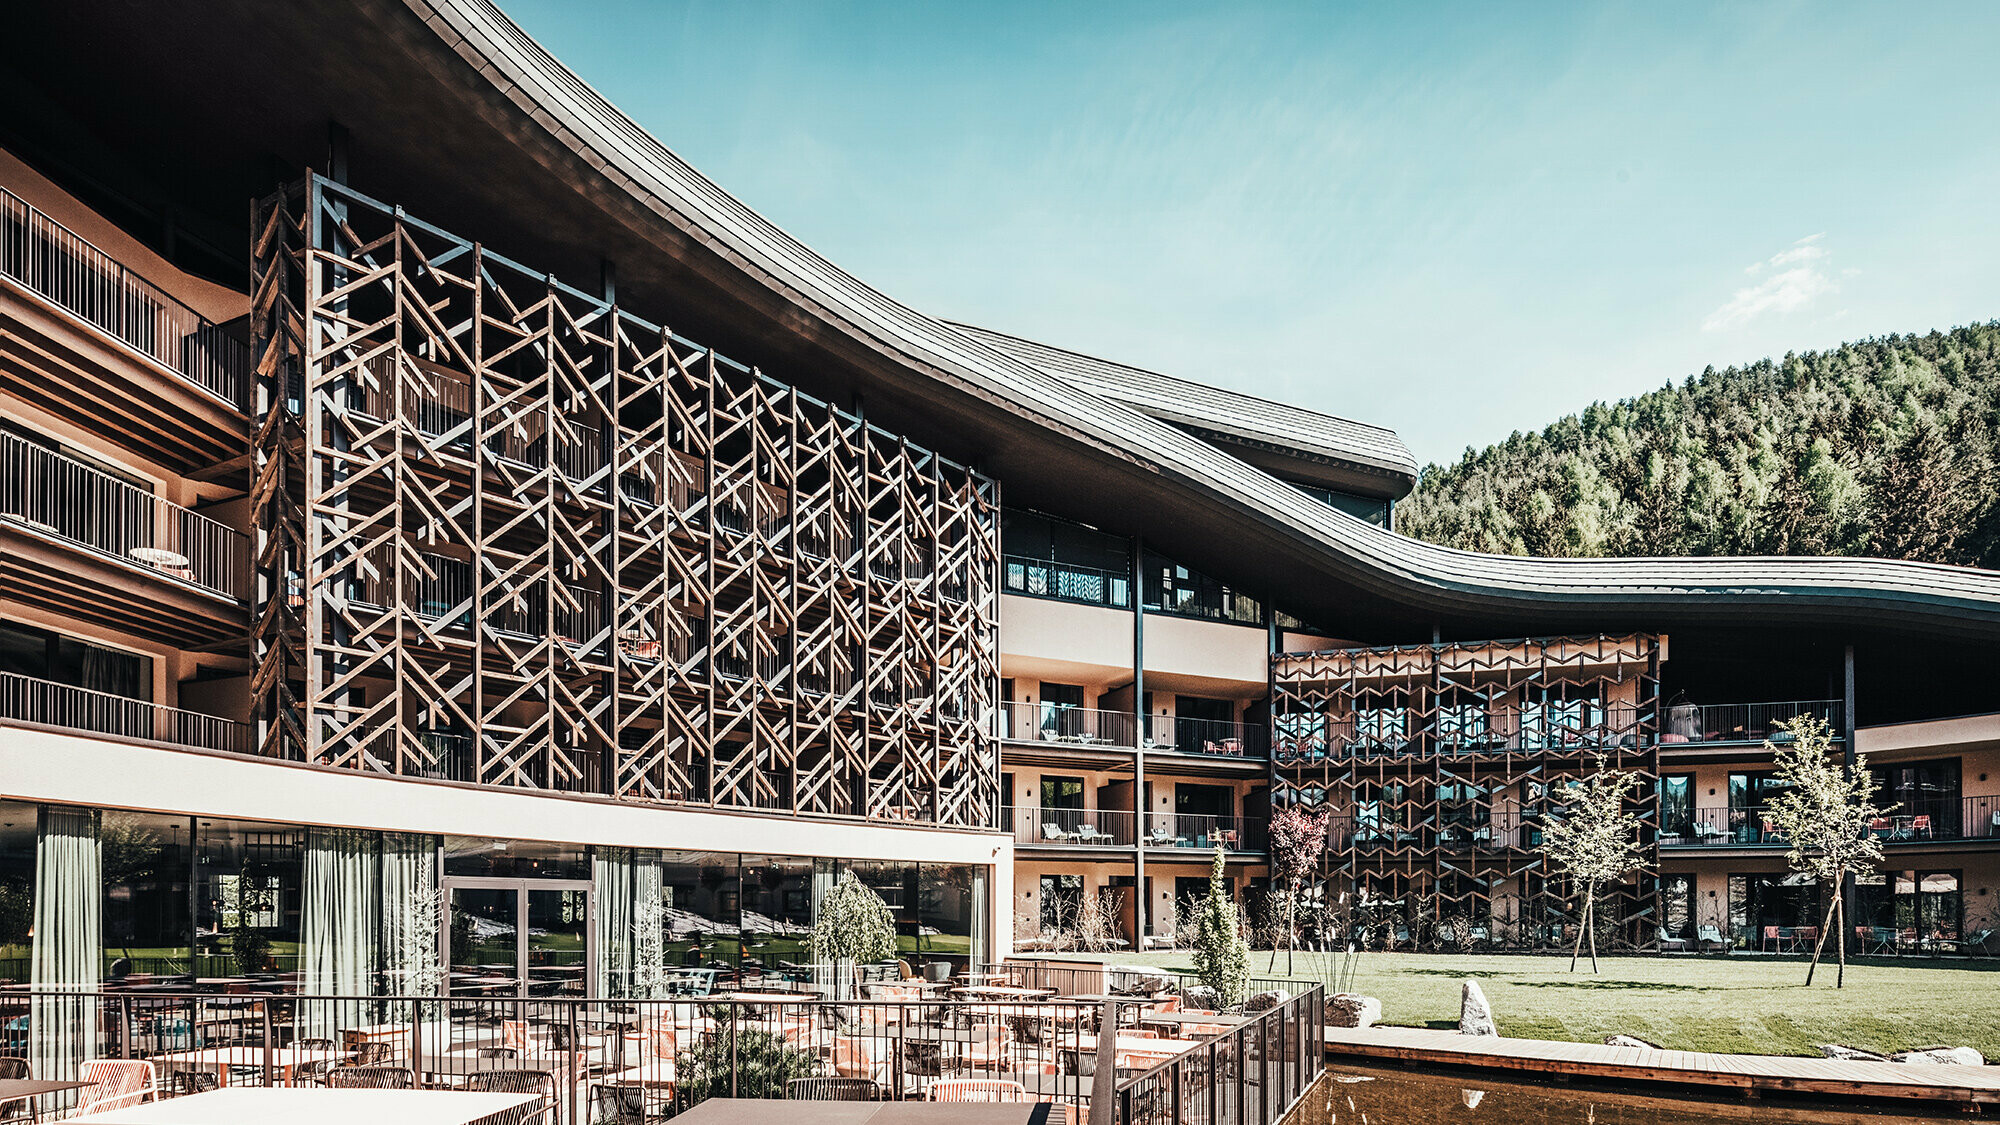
1397;322;2000;568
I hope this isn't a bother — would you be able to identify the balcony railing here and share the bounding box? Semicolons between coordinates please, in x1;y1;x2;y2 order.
1153;714;1268;757
1663;797;2000;847
1145;813;1266;851
1661;699;1843;744
1;184;249;405
1000;701;1135;747
1012;806;1140;847
1277;702;1648;762
1;430;247;598
0;671;252;755
1326;812;1540;852
1004;554;1131;608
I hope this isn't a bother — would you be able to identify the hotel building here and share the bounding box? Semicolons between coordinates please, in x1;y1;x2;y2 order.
2;0;1998;1004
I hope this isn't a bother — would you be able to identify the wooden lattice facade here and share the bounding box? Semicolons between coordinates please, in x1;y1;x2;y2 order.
1271;634;1662;948
250;177;1000;827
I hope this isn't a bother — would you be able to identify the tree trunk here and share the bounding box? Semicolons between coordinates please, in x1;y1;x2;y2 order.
1835;894;1847;989
1803;888;1840;987
1287;890;1297;976
1586;894;1599;974
1568;884;1591;972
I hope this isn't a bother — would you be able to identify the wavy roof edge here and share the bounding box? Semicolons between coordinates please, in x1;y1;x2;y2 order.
947;322;1420;485
407;0;2000;638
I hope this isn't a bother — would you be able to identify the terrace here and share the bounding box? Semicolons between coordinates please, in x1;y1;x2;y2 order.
1000;704;1267;759
1009;809;1269;853
0;964;1323;1124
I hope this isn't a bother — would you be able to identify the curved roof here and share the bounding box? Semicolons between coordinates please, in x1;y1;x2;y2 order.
378;0;2000;640
949;322;1419;491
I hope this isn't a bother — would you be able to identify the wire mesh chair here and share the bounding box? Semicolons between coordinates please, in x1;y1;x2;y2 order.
929;1078;1030;1102
169;1070;221;1097
352;1041;396;1065
787;1077;879;1101
0;1057;28;1123
75;1060;157;1114
323;1065;416;1089
477;1046;521;1059
463;1069;556;1125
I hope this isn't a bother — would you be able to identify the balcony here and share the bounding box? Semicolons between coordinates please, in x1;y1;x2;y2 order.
1;184;249;406
0;670;252;756
1153;714;1268;758
1663;797;2000;847
1009;807;1267;851
1003;554;1131;609
1001;701;1135;747
1;429;247;600
1326;812;1538;853
1662;699;1843;746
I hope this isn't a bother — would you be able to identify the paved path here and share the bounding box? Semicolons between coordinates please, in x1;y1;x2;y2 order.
1323;1024;2000;1108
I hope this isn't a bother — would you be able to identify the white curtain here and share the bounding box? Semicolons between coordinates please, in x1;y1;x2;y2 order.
302;828;379;1033
594;847;634;996
31;807;100;1094
380;834;440;995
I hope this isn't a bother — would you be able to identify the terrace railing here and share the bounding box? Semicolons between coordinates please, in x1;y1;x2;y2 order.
1004;554;1132;608
1144;813;1267;852
0;671;252;755
1014;806;1141;847
0;983;1321;1124
1;429;248;599
0;184;249;405
1663;796;2000;846
1153;714;1268;757
1661;699;1842;744
1002;701;1136;747
1116;984;1322;1125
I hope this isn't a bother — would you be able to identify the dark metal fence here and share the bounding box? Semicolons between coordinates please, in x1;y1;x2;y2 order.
0;980;1324;1123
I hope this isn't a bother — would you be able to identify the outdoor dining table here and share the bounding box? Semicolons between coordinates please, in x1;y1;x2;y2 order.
952;985;1055;1000
416;1050;578;1084
1132;1010;1249;1029
670;1099;1055;1124
0;1078;94;1117
67;1087;538;1125
151;1044;348;1086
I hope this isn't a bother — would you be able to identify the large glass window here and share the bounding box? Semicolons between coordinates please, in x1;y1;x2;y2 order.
1872;759;1961;836
916;865;976;962
0;620;150;700
1658;775;1694;841
740;855;813;978
659;851;740;977
444;837;588;880
0;802;33;985
1040;776;1085;811
194;819;303;980
103;812;193;981
1727;873;1820;948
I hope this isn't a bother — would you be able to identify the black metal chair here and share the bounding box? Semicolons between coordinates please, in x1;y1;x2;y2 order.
352;1041;396;1066
476;1046;520;1059
324;1065;416;1089
170;1070;221;1097
788;1077;878;1101
464;1069;556;1125
0;1057;29;1123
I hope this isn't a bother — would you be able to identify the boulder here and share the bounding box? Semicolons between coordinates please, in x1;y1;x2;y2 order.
1325;993;1381;1030
1243;988;1291;1013
1894;1046;1985;1066
1821;1044;1890;1062
1459;981;1497;1037
1181;985;1222;1012
1604;1035;1660;1050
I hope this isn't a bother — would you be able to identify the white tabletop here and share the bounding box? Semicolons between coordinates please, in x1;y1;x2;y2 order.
71;1088;537;1125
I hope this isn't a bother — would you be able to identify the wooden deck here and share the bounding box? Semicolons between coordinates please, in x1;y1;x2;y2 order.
1324;1025;2000;1110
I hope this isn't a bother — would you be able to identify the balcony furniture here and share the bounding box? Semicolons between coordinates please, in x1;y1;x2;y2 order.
75;1059;157;1114
1692;820;1728;843
324;1066;416;1089
1658;927;1690;952
1858;926;1899;955
788;1077;878;1101
1146;826;1187;848
928;1078;1029;1102
1072;824;1111;845
62;1088;546;1125
1697;925;1727;952
1761;926;1786;953
1910;815;1933;839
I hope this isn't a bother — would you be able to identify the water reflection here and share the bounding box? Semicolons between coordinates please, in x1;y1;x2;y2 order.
1289;1065;1964;1125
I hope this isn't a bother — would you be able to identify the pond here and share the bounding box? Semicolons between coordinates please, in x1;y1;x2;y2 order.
1285;1064;1968;1125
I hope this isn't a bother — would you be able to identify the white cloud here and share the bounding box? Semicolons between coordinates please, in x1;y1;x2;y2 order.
1704;235;1840;331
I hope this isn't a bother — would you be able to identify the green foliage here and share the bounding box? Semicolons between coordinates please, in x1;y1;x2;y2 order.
1190;847;1250;1008
1399;323;2000;566
674;1027;823;1106
1763;715;1889;885
811;870;897;966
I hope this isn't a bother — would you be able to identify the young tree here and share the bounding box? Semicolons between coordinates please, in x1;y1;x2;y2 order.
1538;756;1647;973
1265;805;1330;974
811;870;898;998
1190;846;1250;1008
1761;714;1888;988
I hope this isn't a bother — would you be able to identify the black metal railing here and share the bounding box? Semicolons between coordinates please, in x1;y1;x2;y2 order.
1012;807;1140;847
1142;814;1267;852
1004;555;1131;609
1001;702;1136;747
0;184;250;405
0;980;1322;1123
1;430;247;598
0;671;252;755
1115;984;1322;1125
1153;715;1268;757
1660;699;1842;744
1662;796;2000;846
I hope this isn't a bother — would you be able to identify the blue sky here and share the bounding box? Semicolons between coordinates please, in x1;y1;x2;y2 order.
504;1;2000;466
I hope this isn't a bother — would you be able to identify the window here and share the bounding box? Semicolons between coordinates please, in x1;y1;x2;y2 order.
1658;775;1694;840
1872;759;1961;835
1354;707;1407;752
1040;776;1085;811
1039;874;1084;933
0;620;151;700
1520;688;1602;749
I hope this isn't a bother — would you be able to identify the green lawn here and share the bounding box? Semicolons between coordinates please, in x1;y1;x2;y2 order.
1048;950;2000;1058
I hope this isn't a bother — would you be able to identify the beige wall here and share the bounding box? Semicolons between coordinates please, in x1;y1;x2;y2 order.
1000;595;1131;675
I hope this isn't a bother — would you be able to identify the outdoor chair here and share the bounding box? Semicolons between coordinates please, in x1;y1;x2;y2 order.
929;1078;1030;1102
1657;926;1691;952
76;1060;156;1115
465;1069;557;1125
324;1065;416;1089
1911;815;1933;839
170;1069;220;1097
0;1057;27;1123
1042;823;1071;843
1696;925;1728;952
788;1077;879;1101
478;1046;521;1059
353;1040;396;1065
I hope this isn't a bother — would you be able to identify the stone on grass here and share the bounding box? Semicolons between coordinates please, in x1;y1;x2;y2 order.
1894;1046;1985;1066
1603;1035;1659;1050
1326;993;1381;1030
1243;988;1291;1013
1459;980;1496;1037
1821;1044;1890;1062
